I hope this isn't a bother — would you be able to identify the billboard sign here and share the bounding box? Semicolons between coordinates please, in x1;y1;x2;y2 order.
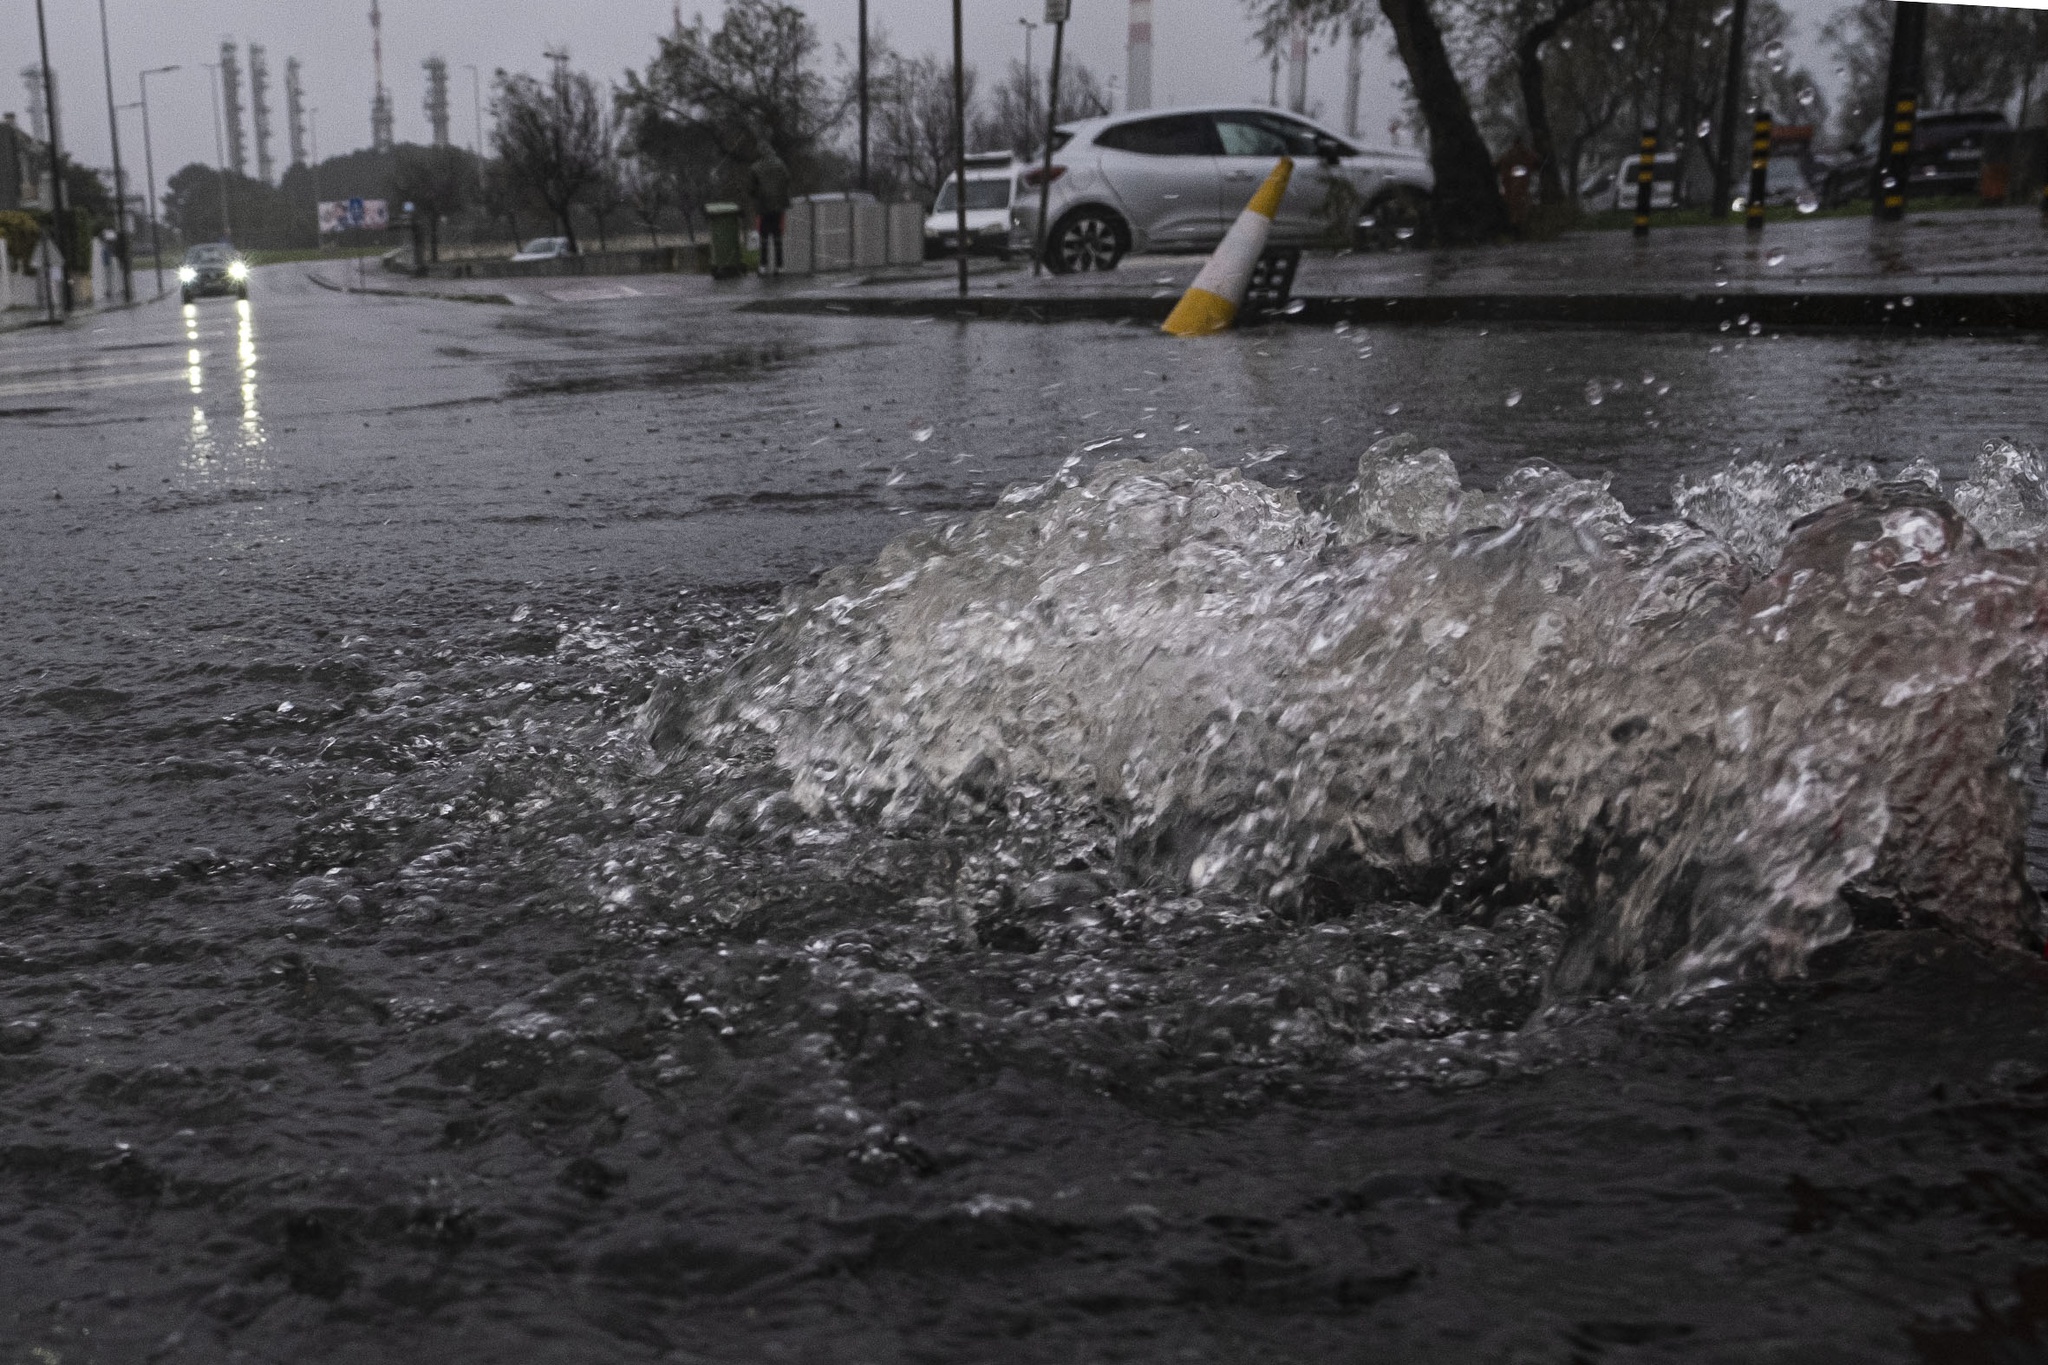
318;197;390;233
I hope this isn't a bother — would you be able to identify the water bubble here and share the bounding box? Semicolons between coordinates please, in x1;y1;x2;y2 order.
1765;248;1785;267
1795;192;1819;214
1583;380;1606;407
1697;119;1714;140
1504;389;1523;408
1797;86;1817;108
1611;34;1626;51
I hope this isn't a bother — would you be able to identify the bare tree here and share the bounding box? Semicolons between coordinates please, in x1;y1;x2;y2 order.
973;57;1112;158
621;0;839;186
868;38;978;203
583;111;626;251
1825;0;2048;146
618;156;674;247
493;55;606;251
390;143;472;262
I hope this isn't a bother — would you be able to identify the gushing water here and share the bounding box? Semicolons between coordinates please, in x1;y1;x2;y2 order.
650;438;2048;1006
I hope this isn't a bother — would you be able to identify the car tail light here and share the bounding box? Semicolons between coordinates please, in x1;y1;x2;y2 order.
1021;165;1067;188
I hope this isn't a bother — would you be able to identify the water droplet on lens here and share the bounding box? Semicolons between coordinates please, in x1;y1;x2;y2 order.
1393;225;1416;240
1282;298;1306;314
1583;380;1605;407
1383;402;1402;416
1713;4;1734;23
1765;248;1785;266
1795;192;1819;214
1504;389;1523;408
1797;86;1817;107
1611;34;1626;50
1697;119;1713;139
1764;39;1785;61
911;425;934;443
1747;320;1763;336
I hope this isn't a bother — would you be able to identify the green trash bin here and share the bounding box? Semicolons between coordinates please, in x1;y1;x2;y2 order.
706;203;745;279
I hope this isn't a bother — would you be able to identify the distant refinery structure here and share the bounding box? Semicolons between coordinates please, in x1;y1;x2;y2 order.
285;58;308;168
249;44;275;185
19;65;51;144
369;0;394;153
219;42;248;177
423;56;449;148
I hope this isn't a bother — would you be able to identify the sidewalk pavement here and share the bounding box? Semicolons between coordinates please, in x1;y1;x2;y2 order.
741;207;2048;331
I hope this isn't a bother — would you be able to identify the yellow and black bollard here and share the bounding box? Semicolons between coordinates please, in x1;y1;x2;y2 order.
1632;129;1658;238
1746;112;1773;233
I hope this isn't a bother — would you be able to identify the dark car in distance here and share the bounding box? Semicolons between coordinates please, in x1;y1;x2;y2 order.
178;243;249;303
1821;108;2010;206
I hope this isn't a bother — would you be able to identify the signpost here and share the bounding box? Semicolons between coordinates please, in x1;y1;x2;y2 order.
1033;0;1069;276
318;197;390;233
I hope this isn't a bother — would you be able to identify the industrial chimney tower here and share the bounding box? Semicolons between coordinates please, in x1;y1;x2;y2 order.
219;42;248;177
369;1;394;153
249;44;275;185
285;58;307;168
422;56;449;148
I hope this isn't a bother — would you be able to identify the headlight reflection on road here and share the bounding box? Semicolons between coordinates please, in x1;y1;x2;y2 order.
236;299;260;441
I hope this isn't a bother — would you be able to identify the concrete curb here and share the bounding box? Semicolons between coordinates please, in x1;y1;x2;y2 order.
305;269;518;307
743;289;2048;332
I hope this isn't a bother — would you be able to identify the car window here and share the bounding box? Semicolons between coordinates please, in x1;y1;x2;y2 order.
935;180;1013;211
519;239;557;254
1094;114;1221;157
186;246;230;263
1214;111;1325;159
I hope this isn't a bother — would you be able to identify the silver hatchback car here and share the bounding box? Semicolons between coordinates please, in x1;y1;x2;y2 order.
1013;104;1435;273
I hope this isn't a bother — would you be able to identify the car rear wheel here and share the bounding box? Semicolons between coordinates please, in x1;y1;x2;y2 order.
1046;207;1127;274
1357;186;1430;250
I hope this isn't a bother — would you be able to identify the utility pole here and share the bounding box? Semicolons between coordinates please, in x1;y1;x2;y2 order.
33;0;69;318
952;0;968;297
858;0;869;191
139;66;176;295
97;0;133;302
1710;0;1749;217
1873;2;1927;223
369;0;394;153
1034;0;1068;277
285;58;308;167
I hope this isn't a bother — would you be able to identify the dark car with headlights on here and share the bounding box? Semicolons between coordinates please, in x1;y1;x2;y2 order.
179;243;249;303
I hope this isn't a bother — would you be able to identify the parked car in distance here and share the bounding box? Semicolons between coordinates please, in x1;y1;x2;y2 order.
926;153;1020;259
177;243;249;303
510;237;576;263
1011;104;1434;273
1909;109;2008;197
1588;152;1678;212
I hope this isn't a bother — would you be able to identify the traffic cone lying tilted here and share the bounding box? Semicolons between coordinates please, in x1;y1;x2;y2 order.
1161;156;1293;337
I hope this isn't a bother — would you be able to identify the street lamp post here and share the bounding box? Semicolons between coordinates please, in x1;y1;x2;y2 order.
32;0;70;319
203;62;233;243
96;0;133;302
138;66;177;295
952;0;968;297
858;0;870;191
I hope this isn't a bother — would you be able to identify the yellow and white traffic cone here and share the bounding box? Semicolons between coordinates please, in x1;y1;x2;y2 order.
1161;156;1293;337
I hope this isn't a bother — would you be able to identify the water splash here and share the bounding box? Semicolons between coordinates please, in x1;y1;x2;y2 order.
651;440;2048;1003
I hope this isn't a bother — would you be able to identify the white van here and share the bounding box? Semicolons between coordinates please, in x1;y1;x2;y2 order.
926;153;1021;259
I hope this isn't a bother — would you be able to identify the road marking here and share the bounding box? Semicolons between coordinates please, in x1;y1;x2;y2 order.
544;284;644;303
0;368;187;400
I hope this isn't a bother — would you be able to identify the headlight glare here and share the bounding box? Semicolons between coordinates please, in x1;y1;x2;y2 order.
177;265;196;282
228;260;249;280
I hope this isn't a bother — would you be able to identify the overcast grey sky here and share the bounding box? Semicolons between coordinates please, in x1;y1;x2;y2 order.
7;0;1850;209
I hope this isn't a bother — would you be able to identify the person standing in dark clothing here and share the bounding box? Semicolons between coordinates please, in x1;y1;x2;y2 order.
749;146;792;275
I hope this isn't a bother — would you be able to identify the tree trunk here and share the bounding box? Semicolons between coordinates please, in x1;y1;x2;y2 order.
1517;0;1606;209
1378;0;1510;244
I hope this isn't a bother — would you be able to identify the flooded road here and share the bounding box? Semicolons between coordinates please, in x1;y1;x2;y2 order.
6;268;2048;1362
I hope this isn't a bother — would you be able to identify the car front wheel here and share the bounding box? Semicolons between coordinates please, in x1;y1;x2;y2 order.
1357;186;1430;250
1046;207;1127;274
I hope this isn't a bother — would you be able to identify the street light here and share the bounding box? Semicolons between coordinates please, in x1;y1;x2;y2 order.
858;0;869;191
97;0;133;302
138;65;177;296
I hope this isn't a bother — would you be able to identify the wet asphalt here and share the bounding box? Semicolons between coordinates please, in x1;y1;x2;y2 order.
5;266;2048;1362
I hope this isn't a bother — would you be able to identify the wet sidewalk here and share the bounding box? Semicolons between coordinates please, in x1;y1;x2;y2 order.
746;207;2048;331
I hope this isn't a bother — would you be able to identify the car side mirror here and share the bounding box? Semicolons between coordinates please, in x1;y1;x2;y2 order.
1314;138;1343;166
